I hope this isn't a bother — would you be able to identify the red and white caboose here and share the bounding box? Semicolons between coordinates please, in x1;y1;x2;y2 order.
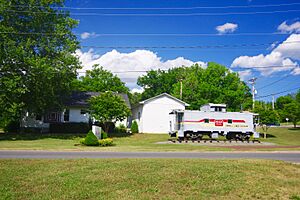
169;103;259;141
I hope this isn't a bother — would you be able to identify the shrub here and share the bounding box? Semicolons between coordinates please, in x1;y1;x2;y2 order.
131;120;139;134
98;138;114;146
82;130;99;146
114;124;127;133
102;131;108;139
50;122;90;133
79;138;85;144
4;120;20;133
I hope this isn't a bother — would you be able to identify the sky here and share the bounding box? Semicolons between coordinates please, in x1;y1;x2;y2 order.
65;0;300;101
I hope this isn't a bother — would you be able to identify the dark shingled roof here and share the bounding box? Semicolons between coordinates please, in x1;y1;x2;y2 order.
65;91;131;109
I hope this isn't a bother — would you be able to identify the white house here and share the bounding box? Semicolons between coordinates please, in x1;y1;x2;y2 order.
21;92;131;132
131;93;189;133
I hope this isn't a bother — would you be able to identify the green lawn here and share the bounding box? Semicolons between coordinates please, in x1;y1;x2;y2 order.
259;127;300;145
0;127;299;151
0;159;299;200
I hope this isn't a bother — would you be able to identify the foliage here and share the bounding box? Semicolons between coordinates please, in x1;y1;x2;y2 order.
131;120;139;134
98;138;114;146
0;0;80;128
274;90;300;127
3;120;20;133
101;131;108;139
73;65;129;93
115;124;127;134
88;91;131;133
137;63;252;111
276;95;294;110
282;101;300;128
128;92;142;106
49;122;90;134
82;130;99;146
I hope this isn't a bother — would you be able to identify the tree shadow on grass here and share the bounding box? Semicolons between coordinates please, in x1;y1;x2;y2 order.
259;133;276;138
0;133;85;141
108;132;133;138
288;127;300;131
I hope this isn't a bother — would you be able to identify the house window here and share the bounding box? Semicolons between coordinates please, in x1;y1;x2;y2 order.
138;112;141;120
64;109;70;122
214;107;222;112
228;119;232;124
204;118;209;123
80;109;87;115
45;112;60;122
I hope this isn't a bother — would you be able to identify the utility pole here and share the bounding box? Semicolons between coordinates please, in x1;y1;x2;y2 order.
272;95;275;110
180;79;183;100
248;77;257;110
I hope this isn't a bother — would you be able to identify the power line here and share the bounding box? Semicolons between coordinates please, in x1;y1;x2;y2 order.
0;31;291;37
4;9;300;16
5;64;296;74
234;65;298;69
256;73;293;90
9;2;300;10
80;41;300;49
256;86;300;99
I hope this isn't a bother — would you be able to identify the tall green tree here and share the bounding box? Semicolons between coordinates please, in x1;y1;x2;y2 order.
88;92;131;133
74;65;129;93
282;101;300;128
137;63;252;111
0;0;80;127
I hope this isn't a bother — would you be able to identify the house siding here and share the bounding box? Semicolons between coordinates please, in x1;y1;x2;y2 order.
132;95;186;134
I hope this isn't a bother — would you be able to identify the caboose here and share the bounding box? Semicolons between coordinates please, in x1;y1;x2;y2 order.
169;103;259;142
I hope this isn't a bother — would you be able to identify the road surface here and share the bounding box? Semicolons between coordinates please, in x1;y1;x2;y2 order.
0;150;299;162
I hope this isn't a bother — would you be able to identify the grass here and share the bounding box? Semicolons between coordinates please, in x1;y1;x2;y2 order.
0;159;299;200
0;127;299;151
259;127;300;146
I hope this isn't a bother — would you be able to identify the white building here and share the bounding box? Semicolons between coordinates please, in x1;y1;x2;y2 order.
21;92;131;132
131;93;189;133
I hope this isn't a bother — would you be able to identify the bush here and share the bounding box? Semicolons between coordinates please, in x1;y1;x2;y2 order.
4;120;20;133
114;124;127;133
82;130;99;146
98;138;114;146
131;120;139;134
50;122;90;134
102;131;108;139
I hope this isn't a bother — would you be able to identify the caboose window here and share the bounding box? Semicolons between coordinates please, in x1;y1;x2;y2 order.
228;119;232;124
204;118;209;123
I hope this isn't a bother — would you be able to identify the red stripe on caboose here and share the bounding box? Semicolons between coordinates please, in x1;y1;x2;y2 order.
183;119;245;123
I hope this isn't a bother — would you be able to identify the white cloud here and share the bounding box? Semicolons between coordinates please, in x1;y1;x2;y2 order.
277;21;300;33
76;49;207;87
131;88;144;93
216;23;238;34
273;34;300;60
231;34;300;76
80;32;96;39
292;67;300;75
238;70;252;81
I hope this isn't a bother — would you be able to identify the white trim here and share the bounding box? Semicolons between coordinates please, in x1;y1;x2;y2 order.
139;93;190;106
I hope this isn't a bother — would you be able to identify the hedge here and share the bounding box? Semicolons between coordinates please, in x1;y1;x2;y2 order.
49;122;90;133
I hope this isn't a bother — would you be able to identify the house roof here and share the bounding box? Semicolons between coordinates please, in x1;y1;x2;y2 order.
65;91;131;108
204;103;227;107
139;93;189;106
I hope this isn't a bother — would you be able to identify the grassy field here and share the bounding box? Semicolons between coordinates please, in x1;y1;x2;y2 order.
0;159;299;200
0;127;299;151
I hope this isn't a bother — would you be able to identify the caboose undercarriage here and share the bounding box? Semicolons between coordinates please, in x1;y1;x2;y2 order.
170;131;260;143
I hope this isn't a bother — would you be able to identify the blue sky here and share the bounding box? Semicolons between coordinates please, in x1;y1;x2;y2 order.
65;0;300;101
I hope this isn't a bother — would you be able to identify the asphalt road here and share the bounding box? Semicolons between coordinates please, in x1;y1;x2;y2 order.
0;151;300;162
